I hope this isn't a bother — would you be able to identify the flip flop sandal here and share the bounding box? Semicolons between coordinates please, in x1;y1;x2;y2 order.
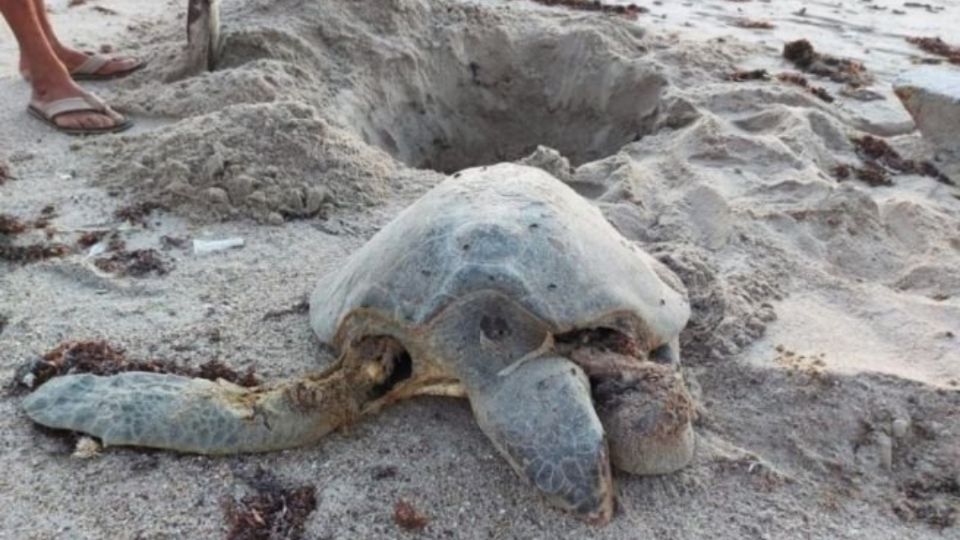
27;92;133;136
70;53;147;81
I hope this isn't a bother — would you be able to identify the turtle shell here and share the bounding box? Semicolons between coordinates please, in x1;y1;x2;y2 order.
309;163;689;354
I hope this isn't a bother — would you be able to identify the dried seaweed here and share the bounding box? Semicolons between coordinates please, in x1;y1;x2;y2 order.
262;297;310;321
903;2;946;14
225;467;318;540
733;19;775;29
94;248;171;277
17;340;260;392
906;36;960;64
777;72;835;103
76;230;108;248
528;0;648;18
832;163;892;187
893;475;959;529
833;136;955;187
726;69;770;82
783;39;872;87
0;242;69;263
0;214;27;235
852;135;955;186
114;201;164;226
394;500;429;531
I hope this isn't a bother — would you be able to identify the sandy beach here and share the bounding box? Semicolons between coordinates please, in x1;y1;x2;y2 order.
1;0;958;538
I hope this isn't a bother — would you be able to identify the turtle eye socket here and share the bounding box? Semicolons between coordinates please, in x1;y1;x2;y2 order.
650;344;677;365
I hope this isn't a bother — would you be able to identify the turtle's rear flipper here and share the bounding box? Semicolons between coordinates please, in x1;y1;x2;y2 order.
166;0;221;81
23;371;353;454
470;356;615;525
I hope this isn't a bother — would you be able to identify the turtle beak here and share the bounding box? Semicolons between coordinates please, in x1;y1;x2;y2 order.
469;355;615;524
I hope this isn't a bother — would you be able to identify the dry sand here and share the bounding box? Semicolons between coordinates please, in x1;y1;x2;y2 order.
1;0;958;538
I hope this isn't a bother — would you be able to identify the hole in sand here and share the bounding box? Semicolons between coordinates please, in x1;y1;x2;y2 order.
326;15;667;172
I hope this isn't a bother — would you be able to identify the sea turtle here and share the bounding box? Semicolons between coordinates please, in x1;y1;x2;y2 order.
23;164;694;524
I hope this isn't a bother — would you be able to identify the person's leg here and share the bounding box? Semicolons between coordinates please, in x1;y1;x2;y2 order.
0;0;127;130
21;0;140;78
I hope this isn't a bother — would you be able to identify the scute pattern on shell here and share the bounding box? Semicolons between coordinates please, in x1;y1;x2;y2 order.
310;164;690;351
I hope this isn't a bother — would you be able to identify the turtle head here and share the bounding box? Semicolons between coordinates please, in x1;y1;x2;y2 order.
427;292;615;524
470;355;615;524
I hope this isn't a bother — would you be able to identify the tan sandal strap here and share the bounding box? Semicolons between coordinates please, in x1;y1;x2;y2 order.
72;54;111;75
33;97;103;119
79;90;108;111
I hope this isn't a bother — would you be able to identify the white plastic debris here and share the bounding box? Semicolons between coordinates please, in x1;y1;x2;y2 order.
192;237;245;255
87;242;108;257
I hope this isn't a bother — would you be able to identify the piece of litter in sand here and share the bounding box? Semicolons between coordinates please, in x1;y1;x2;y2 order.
87;242;108;257
193;237;245;254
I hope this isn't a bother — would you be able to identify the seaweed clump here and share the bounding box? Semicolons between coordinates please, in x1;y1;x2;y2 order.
224;467;318;540
783;39;872;87
832;136;955;187
16;340;260;392
906;36;960;64
0;213;69;263
529;0;648;18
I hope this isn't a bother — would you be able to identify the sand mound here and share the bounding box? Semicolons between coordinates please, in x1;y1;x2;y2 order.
91;102;397;223
555;74;959;369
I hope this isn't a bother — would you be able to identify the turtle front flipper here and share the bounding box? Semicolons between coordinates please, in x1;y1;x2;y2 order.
471;355;614;524
23;368;363;454
427;291;614;524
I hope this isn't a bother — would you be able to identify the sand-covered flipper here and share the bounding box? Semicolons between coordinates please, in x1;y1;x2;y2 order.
23;369;365;454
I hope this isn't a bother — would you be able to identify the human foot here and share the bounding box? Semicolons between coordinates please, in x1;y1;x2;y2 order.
21;49;145;81
28;80;131;135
